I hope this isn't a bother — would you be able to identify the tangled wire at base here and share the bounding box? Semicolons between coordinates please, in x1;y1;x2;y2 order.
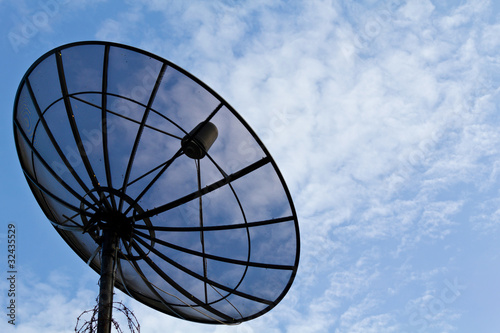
75;298;140;333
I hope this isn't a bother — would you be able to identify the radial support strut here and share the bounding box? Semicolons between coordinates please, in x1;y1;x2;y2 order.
97;227;118;333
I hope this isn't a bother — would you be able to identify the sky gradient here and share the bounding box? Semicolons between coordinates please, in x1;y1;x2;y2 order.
2;0;500;332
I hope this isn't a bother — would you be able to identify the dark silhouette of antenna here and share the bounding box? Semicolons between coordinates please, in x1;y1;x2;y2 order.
13;41;300;332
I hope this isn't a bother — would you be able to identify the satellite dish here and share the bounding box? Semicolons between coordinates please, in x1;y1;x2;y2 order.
13;41;300;331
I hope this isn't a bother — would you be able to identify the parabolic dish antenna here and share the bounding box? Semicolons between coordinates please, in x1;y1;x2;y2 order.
13;41;300;330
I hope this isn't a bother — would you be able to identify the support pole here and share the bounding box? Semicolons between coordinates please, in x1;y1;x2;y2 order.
97;228;118;333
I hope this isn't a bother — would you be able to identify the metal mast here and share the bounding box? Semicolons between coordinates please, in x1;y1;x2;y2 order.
97;227;118;333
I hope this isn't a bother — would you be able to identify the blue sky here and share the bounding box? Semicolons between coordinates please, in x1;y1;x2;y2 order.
2;0;500;332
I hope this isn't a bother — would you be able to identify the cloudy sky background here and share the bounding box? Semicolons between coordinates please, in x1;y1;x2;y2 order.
2;0;500;332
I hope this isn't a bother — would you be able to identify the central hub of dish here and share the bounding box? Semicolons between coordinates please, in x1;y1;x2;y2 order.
94;210;133;241
80;187;155;261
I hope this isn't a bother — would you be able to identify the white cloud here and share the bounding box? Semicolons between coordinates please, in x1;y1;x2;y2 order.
95;18;125;41
400;0;435;22
0;269;97;332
